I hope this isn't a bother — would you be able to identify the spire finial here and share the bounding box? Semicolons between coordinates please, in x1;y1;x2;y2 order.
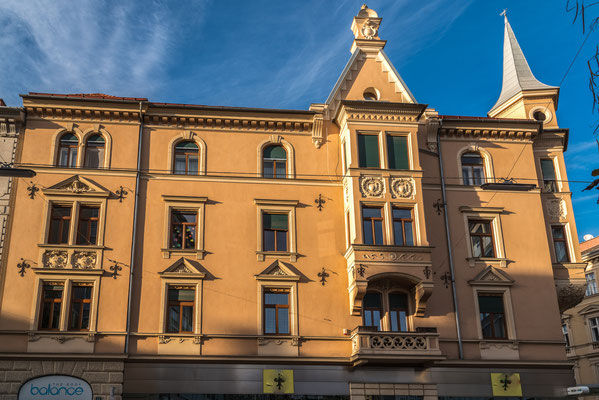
500;9;507;17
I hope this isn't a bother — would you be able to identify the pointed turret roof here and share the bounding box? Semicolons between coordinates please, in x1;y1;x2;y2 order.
489;15;557;115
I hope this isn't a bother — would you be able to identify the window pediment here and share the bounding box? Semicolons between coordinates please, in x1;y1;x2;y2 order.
255;260;302;281
578;304;599;315
42;175;110;198
468;266;514;286
159;257;208;279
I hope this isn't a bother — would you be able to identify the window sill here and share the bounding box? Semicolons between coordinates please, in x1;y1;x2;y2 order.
162;248;206;260
159;334;203;345
479;339;518;350
258;335;300;346
553;262;586;270
38;244;106;250
467;257;508;268
256;251;298;262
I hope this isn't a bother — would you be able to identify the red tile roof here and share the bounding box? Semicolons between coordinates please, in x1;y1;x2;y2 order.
581;236;599;253
27;92;148;101
0;99;5;106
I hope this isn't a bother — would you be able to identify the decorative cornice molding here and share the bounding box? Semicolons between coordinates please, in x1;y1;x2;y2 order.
25;106;141;123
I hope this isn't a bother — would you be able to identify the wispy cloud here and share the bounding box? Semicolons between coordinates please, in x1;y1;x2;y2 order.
0;0;207;106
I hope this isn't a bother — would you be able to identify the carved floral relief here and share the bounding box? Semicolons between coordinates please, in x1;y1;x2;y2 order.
72;251;97;269
360;176;385;198
43;250;68;269
390;177;415;199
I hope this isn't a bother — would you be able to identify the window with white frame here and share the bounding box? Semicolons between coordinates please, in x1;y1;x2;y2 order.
161;195;207;259
587;272;598;296
46;202;103;246
460;207;506;267
562;323;570;348
590;317;599;343
254;199;298;262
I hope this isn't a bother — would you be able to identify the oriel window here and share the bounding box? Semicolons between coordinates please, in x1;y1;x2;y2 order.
264;288;289;335
540;158;558;192
170;211;197;250
469;219;495;258
57;133;79;167
39;283;64;330
84;134;105;168
48;205;72;244
263;213;288;252
551;225;570;263
362;206;384;245
263;145;287;178
362;292;382;331
389;292;408;332
461;152;485;186
387;135;409;170
173;141;199;175
392;208;414;246
76;206;99;245
478;293;506;339
167;286;195;333
68;283;92;331
358;134;380;168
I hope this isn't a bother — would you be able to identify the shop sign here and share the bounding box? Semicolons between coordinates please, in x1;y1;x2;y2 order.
491;373;522;397
263;369;293;394
18;375;92;400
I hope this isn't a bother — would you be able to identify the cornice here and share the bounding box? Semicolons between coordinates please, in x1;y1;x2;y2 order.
24;105;141;124
534;128;568;151
440;121;538;141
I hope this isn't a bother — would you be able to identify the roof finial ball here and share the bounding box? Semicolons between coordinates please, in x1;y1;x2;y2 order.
351;4;383;51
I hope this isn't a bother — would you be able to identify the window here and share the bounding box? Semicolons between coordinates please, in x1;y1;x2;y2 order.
263;213;288;252
39;283;64;330
362;206;384;245
84;134;105;168
57;133;78;167
478;293;506;339
393;208;414;246
263;288;289;335
76;206;99;245
170;210;197;250
587;273;598;296
387;135;409;170
562;323;570;348
541;158;558;192
166;286;195;333
363;292;382;330
551;225;570;263
389;293;409;332
358;134;380;168
342;141;348;172
48;205;72;244
462;152;485;186
68;283;92;331
173;141;199;175
263;145;287;178
591;317;599;343
469;219;495;258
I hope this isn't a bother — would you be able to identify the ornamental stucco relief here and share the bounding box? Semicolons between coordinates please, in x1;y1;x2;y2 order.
43;250;68;269
546;198;567;221
360;176;385;198
390;177;415;199
72;251;97;269
361;20;379;39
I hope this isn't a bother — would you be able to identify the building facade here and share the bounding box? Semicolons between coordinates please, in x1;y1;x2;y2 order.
0;6;586;399
563;236;599;392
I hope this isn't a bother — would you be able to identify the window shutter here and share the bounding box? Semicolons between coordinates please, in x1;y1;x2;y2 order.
358;135;380;168
387;135;409;170
263;213;288;230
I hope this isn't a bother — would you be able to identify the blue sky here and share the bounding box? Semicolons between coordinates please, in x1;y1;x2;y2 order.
0;0;597;239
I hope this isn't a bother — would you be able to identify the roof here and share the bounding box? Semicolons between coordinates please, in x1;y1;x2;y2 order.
581;236;599;253
26;92;148;101
489;16;557;115
439;114;539;124
0;99;5;107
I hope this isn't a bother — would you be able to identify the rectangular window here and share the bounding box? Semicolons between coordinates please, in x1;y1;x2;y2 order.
68;283;92;331
264;288;289;335
39;282;64;330
469;219;495;258
362;292;382;331
170;211;197;250
48;205;72;244
166;286;195;333
76;206;99;245
389;293;408;332
362;206;384;245
358;134;380;168
263;213;288;252
562;323;570;348
587;273;598;296
590;317;599;342
541;158;558;192
478;293;506;339
551;225;570;263
387;135;409;170
392;208;414;246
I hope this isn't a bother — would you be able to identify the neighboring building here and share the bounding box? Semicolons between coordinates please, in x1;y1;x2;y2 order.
0;6;586;399
563;236;599;391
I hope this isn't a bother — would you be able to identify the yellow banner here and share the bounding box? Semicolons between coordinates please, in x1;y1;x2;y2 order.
263;369;294;394
491;373;522;397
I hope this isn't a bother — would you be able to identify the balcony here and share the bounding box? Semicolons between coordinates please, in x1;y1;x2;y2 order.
350;326;444;365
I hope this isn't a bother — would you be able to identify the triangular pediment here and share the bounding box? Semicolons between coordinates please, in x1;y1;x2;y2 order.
325;49;416;118
42;175;110;197
159;257;206;279
255;260;301;281
579;304;599;315
468;266;514;286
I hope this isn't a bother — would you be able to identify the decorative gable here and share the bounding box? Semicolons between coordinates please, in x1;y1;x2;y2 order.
468;266;514;286
578;304;599;316
42;175;110;198
255;260;301;281
159;257;206;279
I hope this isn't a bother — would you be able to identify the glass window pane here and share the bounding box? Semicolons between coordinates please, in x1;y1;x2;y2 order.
482;236;494;257
358;134;380;168
393;222;404;246
81;303;90;330
52;303;61;329
373;310;381;330
404;222;414;246
41;303;51;328
363;310;373;327
263;161;274;178
373;220;383;245
182;305;193;331
387;135;409;170
175;141;198;150
478;295;504;313
167;306;179;332
363;292;381;307
263;214;288;230
399;311;407;332
85;148;101;168
278;308;289;334
390;311;398;332
185;226;196;249
264;308;276;334
392;209;411;219
70;305;80;330
552;226;565;239
188;156;198;174
462;167;472;185
493;313;506;338
174;155;186;174
264;145;286;160
541;159;556;180
265;292;288;305
69;149;77;167
389;293;408;309
473;167;484;185
555;242;568;263
275;161;286;178
171;225;183;248
363;207;381;218
462;153;483;165
263;230;275;252
480;312;493;338
363;220;373;245
276;231;287;251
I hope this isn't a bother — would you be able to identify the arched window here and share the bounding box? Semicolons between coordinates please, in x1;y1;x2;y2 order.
363;292;382;331
461;152;485;186
84;134;105;168
263;145;287;178
362;286;411;332
173;141;199;175
57;133;79;167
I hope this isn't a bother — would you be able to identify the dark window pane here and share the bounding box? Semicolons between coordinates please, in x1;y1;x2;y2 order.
393;222;404;246
493;313;506;338
175;141;198;150
276;231;287;251
387;135;409;170
41;302;51;329
363;207;381;218
363;292;381;307
263;145;286;159
404;222;414;246
69;306;80;330
51;303;61;329
552;226;565;239
185;226;196;249
168;288;195;302
263;161;274;178
462;167;471;185
482;236;494;257
188;156;198;174
265;308;276;334
278;308;289;334
555;242;569;263
478;295;504;313
275;161;286;178
84;147;103;168
263;214;288;230
167;306;179;333
182;305;193;331
541;159;556;180
81;303;90;330
60;133;78;144
471;236;482;258
480;312;493;338
363;221;373;245
389;293;408;309
171;225;183;248
265;292;288;305
392;209;411;219
364;310;373;326
263;230;275;251
174;155;186;174
358;134;380;168
373;220;384;245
